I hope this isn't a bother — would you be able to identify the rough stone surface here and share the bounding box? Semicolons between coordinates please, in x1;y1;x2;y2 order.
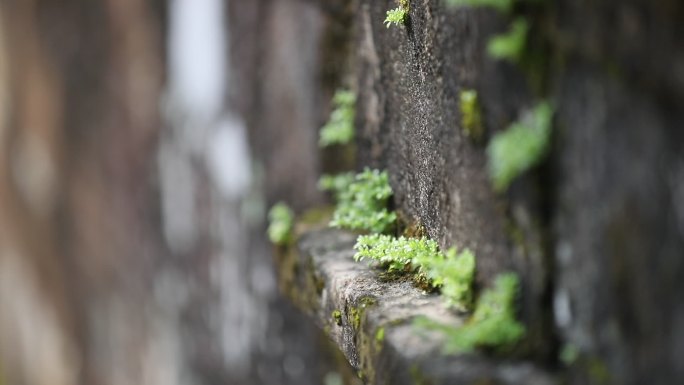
278;226;556;385
353;0;551;359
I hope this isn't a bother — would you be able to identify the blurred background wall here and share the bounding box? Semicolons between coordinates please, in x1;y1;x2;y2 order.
0;0;343;384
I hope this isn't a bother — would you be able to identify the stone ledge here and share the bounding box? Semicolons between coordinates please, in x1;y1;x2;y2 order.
276;227;556;385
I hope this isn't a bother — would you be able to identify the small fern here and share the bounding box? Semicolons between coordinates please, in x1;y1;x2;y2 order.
319;90;355;147
354;234;475;310
415;272;525;353
487;101;553;191
328;169;396;233
487;18;529;62
384;0;409;28
267;202;294;245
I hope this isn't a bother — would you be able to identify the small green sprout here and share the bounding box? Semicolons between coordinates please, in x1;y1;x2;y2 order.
332;310;343;326
375;327;386;343
487;18;529;62
354;234;475;309
445;0;513;13
415;272;525;353
267;202;294;245
384;0;409;28
487;101;553;191
328;169;396;233
319;90;356;147
459;89;483;141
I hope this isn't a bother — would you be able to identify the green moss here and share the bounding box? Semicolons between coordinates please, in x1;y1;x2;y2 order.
409;364;431;385
415;273;525;353
560;343;580;365
587;357;611;384
332;309;343;326
267;202;294;245
487;101;553;191
354;235;475;310
459;89;483;141
327;168;396;233
319;90;355;147
375;327;385;344
384;0;409;28
487;18;529;63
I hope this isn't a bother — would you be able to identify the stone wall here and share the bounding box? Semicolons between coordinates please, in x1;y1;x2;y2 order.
233;0;684;384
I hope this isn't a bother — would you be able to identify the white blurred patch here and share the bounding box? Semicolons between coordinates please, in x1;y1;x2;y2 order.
168;0;225;123
158;143;197;254
207;116;252;199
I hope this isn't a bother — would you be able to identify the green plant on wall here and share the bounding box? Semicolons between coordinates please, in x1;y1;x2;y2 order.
319;90;356;147
459;89;483;141
445;0;513;13
328;168;396;233
318;172;355;199
487;18;529;63
418;247;476;310
354;234;475;310
267;202;294;245
415;272;525;353
487;101;553;191
384;0;410;28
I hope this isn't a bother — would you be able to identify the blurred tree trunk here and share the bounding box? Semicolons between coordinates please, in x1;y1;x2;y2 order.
0;1;168;384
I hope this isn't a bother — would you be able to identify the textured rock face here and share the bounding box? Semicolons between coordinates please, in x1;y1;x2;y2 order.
354;0;551;360
232;0;684;384
349;0;684;384
278;226;556;385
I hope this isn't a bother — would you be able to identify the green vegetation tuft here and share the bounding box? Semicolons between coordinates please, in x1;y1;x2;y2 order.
354;234;475;310
328;169;396;233
459;89;483;141
415;272;525;353
560;343;580;365
445;0;513;13
384;0;409;28
319;90;356;147
420;247;476;310
267;202;294;245
318;172;355;199
332;310;343;326
486;101;553;191
487;18;529;62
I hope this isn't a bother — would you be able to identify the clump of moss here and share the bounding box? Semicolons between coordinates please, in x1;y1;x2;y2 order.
487;18;529;63
319;90;355;147
415;272;525;353
445;0;512;13
459;89;483;141
267;202;294;245
487;101;553;191
332;310;343;326
327;168;396;233
354;234;475;310
384;0;409;28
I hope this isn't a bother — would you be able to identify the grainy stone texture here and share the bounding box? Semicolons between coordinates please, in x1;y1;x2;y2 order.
353;0;551;360
278;226;556;385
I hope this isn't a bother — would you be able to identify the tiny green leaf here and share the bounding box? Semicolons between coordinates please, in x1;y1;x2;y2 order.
487;18;529;62
267;202;294;245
